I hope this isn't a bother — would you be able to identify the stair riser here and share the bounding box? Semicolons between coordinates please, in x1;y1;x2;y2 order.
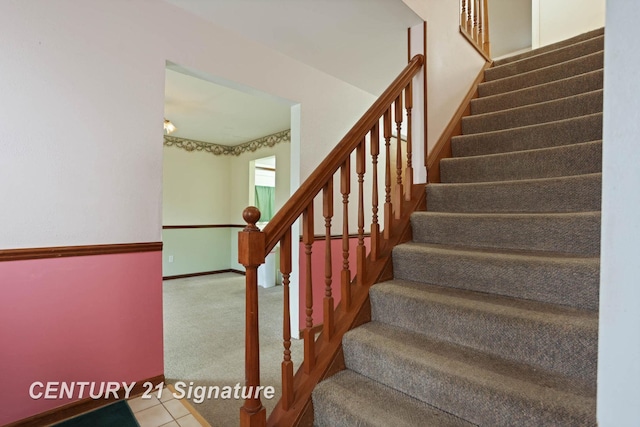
370;283;597;384
452;113;602;157
312;371;474;427
493;28;604;67
343;330;596;427
471;70;603;115
410;212;600;255
479;51;603;97
313;396;364;427
462;90;602;135
441;141;602;184
427;174;602;213
392;245;599;310
485;36;604;82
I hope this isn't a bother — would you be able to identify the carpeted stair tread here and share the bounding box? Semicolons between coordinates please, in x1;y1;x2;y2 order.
341;322;596;427
452;113;602;157
493;27;604;66
485;36;603;82
370;279;598;385
392;242;599;310
312;370;475;427
427;173;602;213
471;69;603;115
314;29;602;427
479;51;603;97
410;211;600;255
462;90;602;134
441;140;602;183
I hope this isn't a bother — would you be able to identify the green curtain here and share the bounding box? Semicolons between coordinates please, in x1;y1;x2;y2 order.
254;185;275;222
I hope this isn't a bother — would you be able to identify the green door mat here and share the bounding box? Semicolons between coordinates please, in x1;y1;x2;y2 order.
53;401;139;427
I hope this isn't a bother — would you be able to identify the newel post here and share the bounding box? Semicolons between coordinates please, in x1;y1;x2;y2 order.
239;207;267;427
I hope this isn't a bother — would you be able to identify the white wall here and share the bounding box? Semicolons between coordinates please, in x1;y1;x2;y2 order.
162;142;288;276
0;1;165;249
598;0;640;424
162;145;233;276
163;146;231;225
402;0;487;154
533;0;605;48
489;0;532;58
0;0;375;251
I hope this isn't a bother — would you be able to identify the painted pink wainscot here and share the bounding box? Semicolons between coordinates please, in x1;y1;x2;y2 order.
0;251;163;425
298;236;370;329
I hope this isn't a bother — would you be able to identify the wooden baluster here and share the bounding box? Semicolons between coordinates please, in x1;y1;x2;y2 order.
405;82;413;201
467;0;473;33
238;207;267;427
302;203;315;374
482;0;491;56
280;229;293;411
383;109;393;239
473;0;480;43
370;123;380;260
356;139;366;286
340;159;351;310
461;0;468;29
322;180;334;340
394;95;404;219
477;0;484;46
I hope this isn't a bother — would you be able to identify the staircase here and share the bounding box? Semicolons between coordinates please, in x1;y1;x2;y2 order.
312;29;603;426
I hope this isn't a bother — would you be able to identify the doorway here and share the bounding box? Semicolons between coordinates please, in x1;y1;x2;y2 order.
249;155;277;227
161;62;300;425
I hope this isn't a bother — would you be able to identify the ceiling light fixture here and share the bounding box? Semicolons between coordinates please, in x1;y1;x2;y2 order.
164;119;177;135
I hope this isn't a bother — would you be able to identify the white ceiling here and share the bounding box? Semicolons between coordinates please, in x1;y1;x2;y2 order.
166;0;421;96
164;68;291;145
163;0;422;146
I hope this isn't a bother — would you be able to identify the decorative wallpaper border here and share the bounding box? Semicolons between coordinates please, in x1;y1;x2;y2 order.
163;129;290;156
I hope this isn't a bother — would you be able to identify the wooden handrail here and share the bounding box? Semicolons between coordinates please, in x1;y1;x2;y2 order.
262;54;424;253
238;54;425;427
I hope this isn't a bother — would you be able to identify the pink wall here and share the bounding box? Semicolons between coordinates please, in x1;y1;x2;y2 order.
0;251;163;425
298;237;370;330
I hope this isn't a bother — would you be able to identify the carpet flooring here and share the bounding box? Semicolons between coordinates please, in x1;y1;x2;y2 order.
163;273;302;427
312;28;603;426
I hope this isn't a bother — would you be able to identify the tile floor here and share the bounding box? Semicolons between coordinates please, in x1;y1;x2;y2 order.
127;385;210;427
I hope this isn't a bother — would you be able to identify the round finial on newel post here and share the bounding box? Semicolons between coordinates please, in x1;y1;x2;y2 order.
243;206;261;232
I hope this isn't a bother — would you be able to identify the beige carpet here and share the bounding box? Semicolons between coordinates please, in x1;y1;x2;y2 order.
163;273;303;427
313;28;602;426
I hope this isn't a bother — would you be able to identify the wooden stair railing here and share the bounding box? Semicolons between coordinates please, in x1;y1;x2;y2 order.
461;0;491;60
238;54;425;427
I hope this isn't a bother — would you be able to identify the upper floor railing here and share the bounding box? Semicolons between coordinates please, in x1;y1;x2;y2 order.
461;0;491;60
